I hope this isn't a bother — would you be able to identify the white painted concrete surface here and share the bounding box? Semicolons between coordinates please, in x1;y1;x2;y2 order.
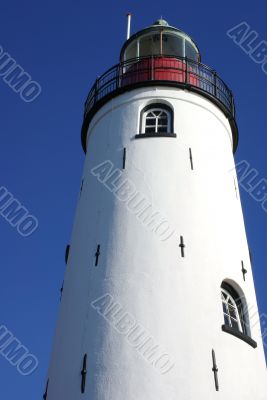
46;87;267;399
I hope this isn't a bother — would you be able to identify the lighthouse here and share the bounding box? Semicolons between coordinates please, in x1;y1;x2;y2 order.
44;19;267;399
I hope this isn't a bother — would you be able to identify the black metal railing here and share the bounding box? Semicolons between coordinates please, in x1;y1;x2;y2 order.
84;55;235;120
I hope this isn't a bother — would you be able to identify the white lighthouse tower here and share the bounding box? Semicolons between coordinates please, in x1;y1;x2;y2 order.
44;19;267;400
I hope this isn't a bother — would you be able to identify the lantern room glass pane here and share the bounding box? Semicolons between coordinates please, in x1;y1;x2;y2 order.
162;34;184;57
185;40;198;61
125;41;137;60
123;30;199;61
139;34;161;56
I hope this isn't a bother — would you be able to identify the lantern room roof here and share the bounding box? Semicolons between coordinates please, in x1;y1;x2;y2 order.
153;18;169;26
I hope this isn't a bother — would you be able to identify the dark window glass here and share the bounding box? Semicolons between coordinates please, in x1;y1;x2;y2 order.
145;127;156;133
146;119;155;126
158;126;168;133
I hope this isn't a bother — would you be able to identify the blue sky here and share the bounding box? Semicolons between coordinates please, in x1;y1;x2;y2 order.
0;0;267;398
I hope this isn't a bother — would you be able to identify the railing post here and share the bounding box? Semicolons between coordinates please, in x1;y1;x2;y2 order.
214;71;217;97
151;55;154;81
231;93;235;117
84;99;88;118
94;78;99;105
185;57;188;84
116;64;121;90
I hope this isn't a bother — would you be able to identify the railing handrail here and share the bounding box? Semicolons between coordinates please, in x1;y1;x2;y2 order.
83;54;235;120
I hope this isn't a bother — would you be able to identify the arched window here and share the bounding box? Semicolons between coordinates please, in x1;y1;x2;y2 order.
221;285;244;332
220;281;257;348
144;108;170;133
139;104;174;136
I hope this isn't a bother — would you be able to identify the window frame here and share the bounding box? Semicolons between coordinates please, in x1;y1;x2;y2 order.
221;282;247;334
143;108;171;134
221;287;243;333
138;103;175;138
220;281;257;348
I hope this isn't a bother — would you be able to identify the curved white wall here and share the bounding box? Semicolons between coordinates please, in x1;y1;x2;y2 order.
46;87;267;400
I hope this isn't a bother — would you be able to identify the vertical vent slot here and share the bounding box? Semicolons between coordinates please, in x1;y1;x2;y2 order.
179;236;185;257
123;147;126;169
212;349;219;391
81;354;87;393
95;244;101;266
189;148;194;170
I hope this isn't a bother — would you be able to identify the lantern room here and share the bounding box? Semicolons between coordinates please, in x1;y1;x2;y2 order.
120;19;200;62
119;19;201;92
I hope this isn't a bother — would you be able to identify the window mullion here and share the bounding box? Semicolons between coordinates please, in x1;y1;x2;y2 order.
221;288;244;333
142;106;172;135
